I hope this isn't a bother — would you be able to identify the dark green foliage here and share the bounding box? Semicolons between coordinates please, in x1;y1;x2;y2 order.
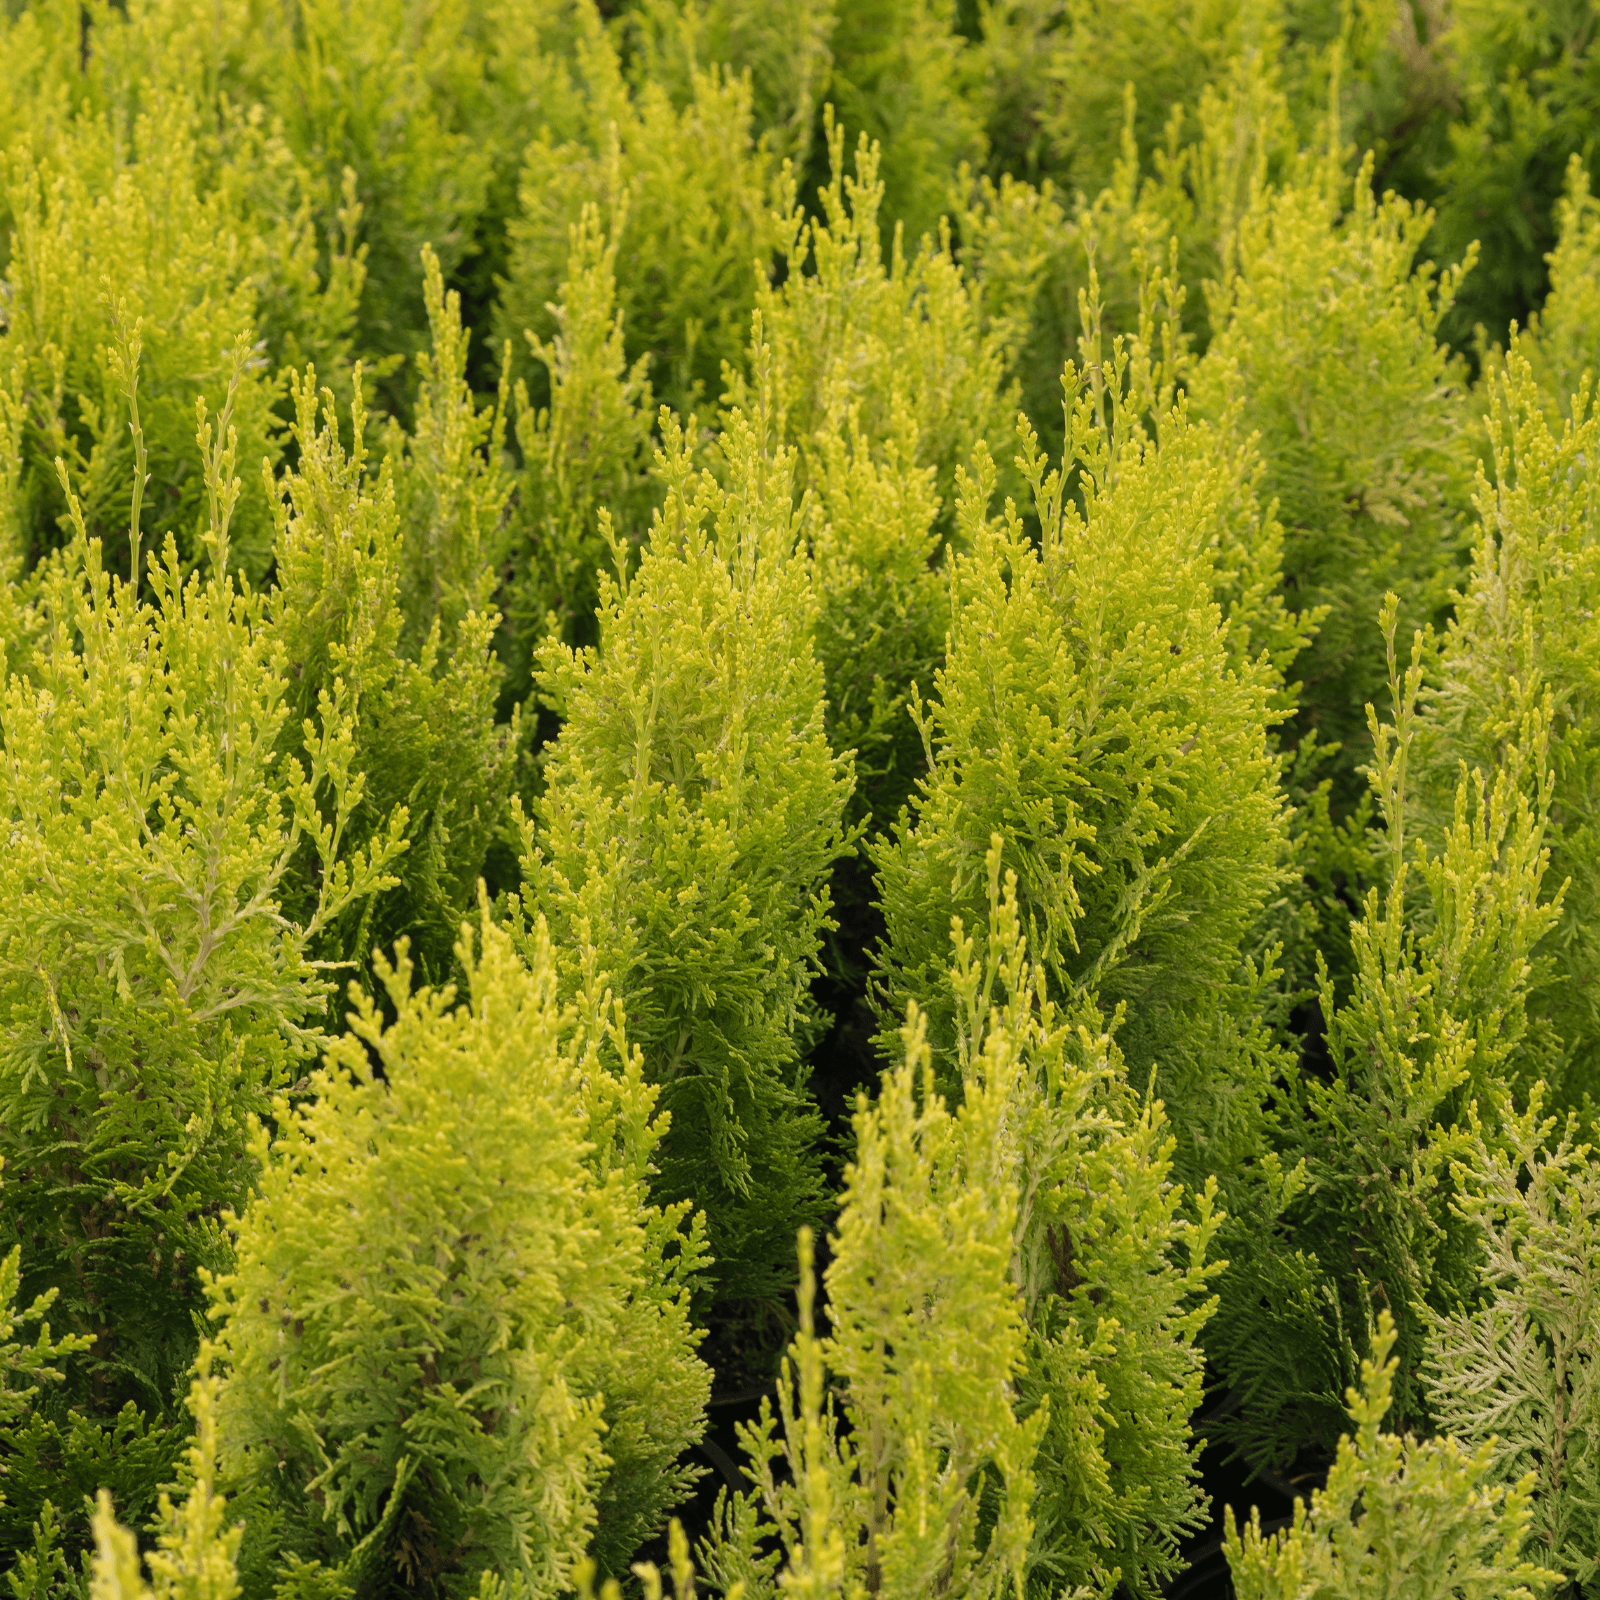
1413;0;1600;357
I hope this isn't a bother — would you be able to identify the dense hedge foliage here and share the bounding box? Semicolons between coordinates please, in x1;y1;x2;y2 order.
2;1;1600;1597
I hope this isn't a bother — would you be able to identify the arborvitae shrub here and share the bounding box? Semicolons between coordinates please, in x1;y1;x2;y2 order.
1421;1108;1600;1597
977;0;1303;199
1414;346;1600;1113
266;330;516;991
819;0;984;258
11;0;1600;1589
503;204;656;672
1;98;285;580
960;7;1307;448
738;118;1012;518
704;1033;1041;1600
1225;1312;1560;1600
952;849;1223;1597
210;910;710;1598
706;847;1223;1599
84;1350;244;1600
619;0;835;163
253;0;577;410
383;248;514;653
0;1157;91;1450
0;370;401;1553
1417;0;1600;355
497;16;779;422
733;119;1012;828
523;395;854;1345
1520;157;1600;420
1211;609;1562;1473
1191;142;1477;803
871;350;1291;1188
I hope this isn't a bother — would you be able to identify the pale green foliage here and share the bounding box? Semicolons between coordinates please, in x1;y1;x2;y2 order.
1192;142;1477;793
523;397;853;1322
505;203;656;667
1225;1312;1560;1600
705;1053;1041;1600
266;344;516;989
871;348;1290;1187
1423;1112;1600;1596
498;13;780;419
1212;606;1563;1469
87;1351;243;1600
0;359;400;1422
1414;347;1600;1112
210;910;710;1598
951;846;1222;1598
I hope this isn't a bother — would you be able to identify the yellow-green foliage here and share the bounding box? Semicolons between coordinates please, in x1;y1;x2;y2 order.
210;911;710;1598
706;848;1223;1600
523;397;854;1325
2;99;283;581
951;850;1222;1598
266;323;516;990
86;1351;244;1600
1521;157;1600;418
504;204;656;666
1211;606;1563;1471
821;0;984;257
0;1160;91;1450
734;120;1013;826
497;12;779;421
1416;346;1600;1113
621;0;835;162
872;351;1291;1185
706;1040;1041;1600
8;0;1600;1592
0;365;401;1542
1226;1313;1560;1600
1192;144;1477;795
